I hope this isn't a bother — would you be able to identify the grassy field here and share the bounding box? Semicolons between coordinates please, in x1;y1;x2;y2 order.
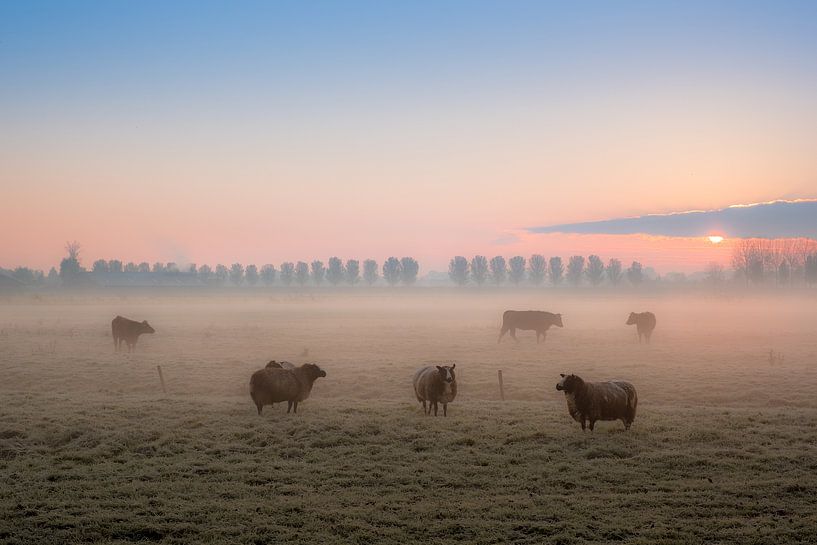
1;290;817;544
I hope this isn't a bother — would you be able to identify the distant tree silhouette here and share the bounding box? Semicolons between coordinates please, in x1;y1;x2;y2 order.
295;262;309;286
92;259;110;273
528;254;547;285
198;264;213;283
138;262;150;273
605;258;623;285
215;264;229;285
260;264;276;286
470;255;489;286
400;257;419;285
345;259;360;285
152;262;165;274
585;255;605;286
245;264;259;286
108;260;123;273
12;267;36;284
125;262;138;273
626;261;643;286
47;267;58;283
383;257;402;286
777;261;791;285
59;241;84;286
311;260;326;285
229;263;244;285
489;256;506;285
448;256;469;286
566;256;585;286
805;253;817;285
704;262;725;286
187;263;197;274
548;257;564;286
508;256;526;286
363;259;379;285
165;262;179;274
280;262;295;286
326;257;345;286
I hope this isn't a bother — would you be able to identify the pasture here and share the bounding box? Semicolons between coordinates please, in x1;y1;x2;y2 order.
1;290;816;544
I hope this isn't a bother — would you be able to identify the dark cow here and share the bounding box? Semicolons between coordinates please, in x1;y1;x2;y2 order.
556;374;637;431
111;315;155;352
498;310;563;343
626;311;656;344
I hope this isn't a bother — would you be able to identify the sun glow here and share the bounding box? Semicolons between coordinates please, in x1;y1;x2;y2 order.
708;235;725;244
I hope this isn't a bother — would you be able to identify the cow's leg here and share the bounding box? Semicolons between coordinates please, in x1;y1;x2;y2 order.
287;401;293;413
580;417;586;431
536;331;540;344
256;403;263;415
113;336;118;352
498;326;508;343
422;400;427;414
645;331;652;344
637;331;642;344
540;330;547;344
510;328;518;342
443;403;447;417
589;419;596;432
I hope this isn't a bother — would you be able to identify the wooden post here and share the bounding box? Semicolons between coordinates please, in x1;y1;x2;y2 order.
157;365;167;394
497;369;505;401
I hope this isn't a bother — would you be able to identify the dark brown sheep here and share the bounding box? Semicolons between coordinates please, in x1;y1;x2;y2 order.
556;374;637;431
498;310;563;343
111;315;155;352
413;364;457;416
626;311;656;344
250;363;326;415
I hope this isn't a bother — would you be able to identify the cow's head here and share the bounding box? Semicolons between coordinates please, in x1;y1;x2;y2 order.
556;373;582;393
141;320;155;334
553;314;564;328
436;364;456;384
626;312;638;325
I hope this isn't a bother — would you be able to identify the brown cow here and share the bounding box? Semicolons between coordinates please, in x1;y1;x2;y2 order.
250;363;326;415
498;310;563;343
111;315;155;352
556;374;637;431
413;364;457;416
626;311;656;344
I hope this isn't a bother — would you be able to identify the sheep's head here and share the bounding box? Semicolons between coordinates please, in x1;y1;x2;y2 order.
302;363;327;381
626;312;638;325
556;373;582;393
436;364;456;384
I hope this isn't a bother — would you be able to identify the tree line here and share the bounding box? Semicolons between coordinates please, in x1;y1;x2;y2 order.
731;238;817;286
447;255;647;287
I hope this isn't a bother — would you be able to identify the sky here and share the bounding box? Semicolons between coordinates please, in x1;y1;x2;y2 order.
2;1;817;273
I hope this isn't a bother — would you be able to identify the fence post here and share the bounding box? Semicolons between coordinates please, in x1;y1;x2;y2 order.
497;369;505;401
157;365;167;394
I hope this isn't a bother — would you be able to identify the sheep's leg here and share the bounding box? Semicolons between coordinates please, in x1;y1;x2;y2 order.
443;403;447;417
293;401;298;414
589;419;596;432
256;403;263;415
287;401;293;413
580;417;586;431
422;400;427;414
433;402;438;416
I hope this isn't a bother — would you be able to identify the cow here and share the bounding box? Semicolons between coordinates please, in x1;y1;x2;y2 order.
556;373;637;431
111;315;155;352
498;310;563;343
413;364;457;416
626;311;656;344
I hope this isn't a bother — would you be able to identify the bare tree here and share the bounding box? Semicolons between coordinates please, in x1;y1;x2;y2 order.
363;259;379;285
528;255;547;286
806;253;817;285
470;255;489;286
489;256;506;285
245;264;259;286
345;259;360;285
448;256;469;286
548;257;564;286
383;257;402;286
508;256;526;286
400;257;419;285
704;262;725;287
585;255;605;286
566;256;585;286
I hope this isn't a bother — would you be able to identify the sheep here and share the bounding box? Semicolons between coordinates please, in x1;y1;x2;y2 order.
250;363;326;415
556;373;637;431
413;364;457;416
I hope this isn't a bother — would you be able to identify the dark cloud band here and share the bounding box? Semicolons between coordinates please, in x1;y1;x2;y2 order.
528;200;817;239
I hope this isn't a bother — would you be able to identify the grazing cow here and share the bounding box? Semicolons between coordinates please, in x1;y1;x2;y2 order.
626;312;656;344
498;310;563;344
556;374;637;431
413;364;457;416
250;363;326;415
111;315;155;352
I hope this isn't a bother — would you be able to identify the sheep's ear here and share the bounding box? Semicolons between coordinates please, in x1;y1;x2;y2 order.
560;373;565;377
451;363;456;369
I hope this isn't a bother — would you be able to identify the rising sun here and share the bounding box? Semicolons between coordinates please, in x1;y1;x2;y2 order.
708;235;725;244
